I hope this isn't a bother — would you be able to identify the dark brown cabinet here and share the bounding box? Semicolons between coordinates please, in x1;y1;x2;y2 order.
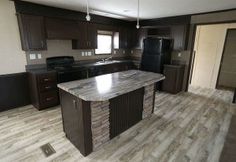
162;64;185;94
45;18;80;39
109;88;144;138
17;14;47;51
130;28;147;49
146;25;188;50
72;22;97;49
119;26;132;49
29;71;59;110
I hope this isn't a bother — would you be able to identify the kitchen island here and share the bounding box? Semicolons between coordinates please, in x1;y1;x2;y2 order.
58;70;165;156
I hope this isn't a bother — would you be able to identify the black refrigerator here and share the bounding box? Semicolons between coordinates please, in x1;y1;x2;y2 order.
140;37;173;89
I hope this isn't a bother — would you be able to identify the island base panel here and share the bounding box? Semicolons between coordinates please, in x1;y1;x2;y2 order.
91;101;110;150
143;84;156;119
59;90;92;156
60;83;156;156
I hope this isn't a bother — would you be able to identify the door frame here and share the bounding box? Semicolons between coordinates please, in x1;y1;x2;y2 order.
185;21;236;92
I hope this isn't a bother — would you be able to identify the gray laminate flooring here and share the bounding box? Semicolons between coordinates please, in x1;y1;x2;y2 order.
0;86;235;162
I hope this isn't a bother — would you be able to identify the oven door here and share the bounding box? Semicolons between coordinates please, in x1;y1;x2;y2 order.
57;70;87;83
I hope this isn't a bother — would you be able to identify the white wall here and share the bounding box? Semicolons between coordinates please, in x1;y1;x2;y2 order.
191;23;236;89
0;0;26;75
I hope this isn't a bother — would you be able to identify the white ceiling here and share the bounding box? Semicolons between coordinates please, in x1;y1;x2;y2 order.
22;0;236;20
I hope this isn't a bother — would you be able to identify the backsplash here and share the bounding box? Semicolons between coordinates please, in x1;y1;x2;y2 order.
26;40;130;65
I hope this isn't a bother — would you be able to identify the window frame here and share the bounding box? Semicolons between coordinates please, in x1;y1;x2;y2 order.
95;31;117;55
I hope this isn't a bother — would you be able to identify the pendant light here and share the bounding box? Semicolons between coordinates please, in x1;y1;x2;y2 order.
86;0;91;21
136;0;140;29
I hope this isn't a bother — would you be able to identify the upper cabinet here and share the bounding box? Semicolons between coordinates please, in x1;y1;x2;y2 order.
119;26;130;49
17;14;47;51
72;22;97;49
146;25;189;51
130;28;147;49
45;18;80;39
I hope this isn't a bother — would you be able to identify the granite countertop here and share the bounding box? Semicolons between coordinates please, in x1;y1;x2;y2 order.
58;70;165;101
26;59;140;74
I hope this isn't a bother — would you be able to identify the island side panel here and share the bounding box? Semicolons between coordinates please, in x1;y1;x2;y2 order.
59;89;92;156
90;101;110;150
109;88;144;139
143;84;156;119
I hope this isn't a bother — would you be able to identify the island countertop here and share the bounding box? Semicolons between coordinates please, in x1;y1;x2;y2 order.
57;70;165;101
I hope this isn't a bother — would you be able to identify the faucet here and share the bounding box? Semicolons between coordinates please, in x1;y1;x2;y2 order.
101;56;113;62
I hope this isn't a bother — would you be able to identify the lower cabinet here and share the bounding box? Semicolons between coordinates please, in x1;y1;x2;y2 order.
29;71;59;110
109;88;144;138
162;64;185;94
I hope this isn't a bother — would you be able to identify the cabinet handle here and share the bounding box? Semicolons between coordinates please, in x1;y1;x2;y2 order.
46;97;54;101
45;86;51;89
73;100;77;109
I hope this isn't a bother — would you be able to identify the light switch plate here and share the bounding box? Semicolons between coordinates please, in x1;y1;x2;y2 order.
178;52;182;57
88;52;92;56
131;50;133;54
37;54;42;59
82;52;85;56
29;54;36;60
123;50;125;54
114;50;117;54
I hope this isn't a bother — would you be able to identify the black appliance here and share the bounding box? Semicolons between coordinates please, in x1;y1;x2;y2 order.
46;56;87;83
141;38;173;89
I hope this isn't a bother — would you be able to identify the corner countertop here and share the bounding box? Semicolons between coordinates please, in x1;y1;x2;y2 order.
58;70;165;101
26;59;140;74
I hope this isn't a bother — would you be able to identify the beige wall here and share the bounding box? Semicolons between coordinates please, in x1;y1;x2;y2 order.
0;0;26;75
191;23;236;89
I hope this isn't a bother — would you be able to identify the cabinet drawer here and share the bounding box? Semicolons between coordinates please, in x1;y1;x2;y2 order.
38;73;57;84
39;83;57;92
39;91;59;109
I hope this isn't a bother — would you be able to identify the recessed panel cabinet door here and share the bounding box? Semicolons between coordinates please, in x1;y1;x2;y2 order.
17;14;47;51
45;18;80;39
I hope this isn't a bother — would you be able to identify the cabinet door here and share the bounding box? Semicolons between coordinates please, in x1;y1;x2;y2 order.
119;27;129;49
45;18;80;39
17;14;46;51
87;23;98;49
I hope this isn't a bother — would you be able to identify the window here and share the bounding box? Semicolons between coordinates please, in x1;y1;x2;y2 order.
95;34;112;54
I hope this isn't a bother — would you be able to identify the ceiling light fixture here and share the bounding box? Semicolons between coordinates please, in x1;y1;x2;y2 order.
136;0;140;29
86;0;91;21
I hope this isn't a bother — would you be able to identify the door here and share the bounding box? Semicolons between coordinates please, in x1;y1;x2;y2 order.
18;14;46;50
191;24;227;88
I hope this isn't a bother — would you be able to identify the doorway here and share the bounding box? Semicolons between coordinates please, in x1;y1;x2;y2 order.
190;23;236;89
216;29;236;89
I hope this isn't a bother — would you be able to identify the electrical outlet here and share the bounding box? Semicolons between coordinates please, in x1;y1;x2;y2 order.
114;50;117;54
123;50;125;54
88;51;92;56
178;52;182;57
37;54;42;59
131;50;133;54
82;52;85;56
29;54;36;60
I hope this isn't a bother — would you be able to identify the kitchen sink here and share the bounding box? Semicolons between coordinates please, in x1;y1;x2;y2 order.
95;60;121;65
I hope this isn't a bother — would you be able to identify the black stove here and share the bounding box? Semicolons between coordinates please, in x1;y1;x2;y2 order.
46;56;86;83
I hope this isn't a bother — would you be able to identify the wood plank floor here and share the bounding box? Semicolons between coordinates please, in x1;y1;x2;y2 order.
0;86;235;162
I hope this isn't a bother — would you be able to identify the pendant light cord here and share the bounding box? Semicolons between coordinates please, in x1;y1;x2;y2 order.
137;0;140;28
